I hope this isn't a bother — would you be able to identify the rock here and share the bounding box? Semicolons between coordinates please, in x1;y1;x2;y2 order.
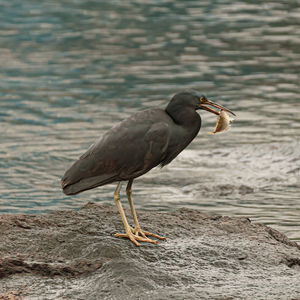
0;202;299;299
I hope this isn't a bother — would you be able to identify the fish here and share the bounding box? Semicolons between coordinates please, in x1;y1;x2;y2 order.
209;109;234;134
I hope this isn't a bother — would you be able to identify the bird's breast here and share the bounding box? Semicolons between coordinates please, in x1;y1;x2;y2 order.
160;116;201;166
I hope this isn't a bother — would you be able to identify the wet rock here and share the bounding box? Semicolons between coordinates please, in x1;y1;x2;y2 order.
0;202;299;299
0;291;22;300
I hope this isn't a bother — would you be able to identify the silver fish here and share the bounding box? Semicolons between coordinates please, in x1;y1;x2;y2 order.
209;110;234;134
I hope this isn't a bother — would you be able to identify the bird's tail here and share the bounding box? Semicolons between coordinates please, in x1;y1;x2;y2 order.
62;173;117;195
61;158;117;195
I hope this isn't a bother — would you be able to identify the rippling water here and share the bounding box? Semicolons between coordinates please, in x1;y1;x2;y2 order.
0;0;299;241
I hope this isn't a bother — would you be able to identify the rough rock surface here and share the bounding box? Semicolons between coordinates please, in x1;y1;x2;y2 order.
0;202;299;300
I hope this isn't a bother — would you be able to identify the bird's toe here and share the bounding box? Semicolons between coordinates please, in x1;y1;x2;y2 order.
114;232;141;246
131;226;166;241
142;230;166;240
114;231;159;246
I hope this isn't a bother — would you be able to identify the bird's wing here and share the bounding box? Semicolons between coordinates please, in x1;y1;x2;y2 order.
62;109;171;194
118;121;170;179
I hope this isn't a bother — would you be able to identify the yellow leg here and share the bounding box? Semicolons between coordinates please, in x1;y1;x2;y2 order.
113;182;159;246
126;179;166;241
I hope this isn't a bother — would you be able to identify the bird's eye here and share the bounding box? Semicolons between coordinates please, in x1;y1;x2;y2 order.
200;96;207;103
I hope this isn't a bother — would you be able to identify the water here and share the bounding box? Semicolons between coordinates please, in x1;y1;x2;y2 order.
0;0;299;242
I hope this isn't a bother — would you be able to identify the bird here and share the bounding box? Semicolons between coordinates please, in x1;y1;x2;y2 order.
61;90;235;246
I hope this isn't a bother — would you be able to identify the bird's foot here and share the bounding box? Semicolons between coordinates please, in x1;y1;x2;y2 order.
114;226;165;246
131;226;166;241
114;231;157;246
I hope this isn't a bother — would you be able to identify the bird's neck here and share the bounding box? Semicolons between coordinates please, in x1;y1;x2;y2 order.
165;105;201;129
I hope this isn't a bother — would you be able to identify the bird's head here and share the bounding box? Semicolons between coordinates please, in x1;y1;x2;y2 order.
166;91;235;124
168;90;235;116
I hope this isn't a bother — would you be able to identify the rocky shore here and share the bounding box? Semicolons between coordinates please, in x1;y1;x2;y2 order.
0;202;299;299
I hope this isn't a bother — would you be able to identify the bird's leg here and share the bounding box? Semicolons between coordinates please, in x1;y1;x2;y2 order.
126;179;166;241
113;182;158;246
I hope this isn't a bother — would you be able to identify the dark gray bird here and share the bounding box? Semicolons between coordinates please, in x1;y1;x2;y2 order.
61;91;235;246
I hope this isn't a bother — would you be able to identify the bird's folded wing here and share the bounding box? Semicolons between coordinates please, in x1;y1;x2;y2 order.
61;116;170;193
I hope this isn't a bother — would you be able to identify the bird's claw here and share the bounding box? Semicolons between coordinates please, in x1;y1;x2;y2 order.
131;226;166;241
114;232;157;246
114;227;165;246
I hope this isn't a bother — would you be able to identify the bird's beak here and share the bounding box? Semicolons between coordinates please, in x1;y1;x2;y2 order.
199;100;236;116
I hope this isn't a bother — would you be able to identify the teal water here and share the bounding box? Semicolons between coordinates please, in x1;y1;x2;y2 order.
0;0;299;241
